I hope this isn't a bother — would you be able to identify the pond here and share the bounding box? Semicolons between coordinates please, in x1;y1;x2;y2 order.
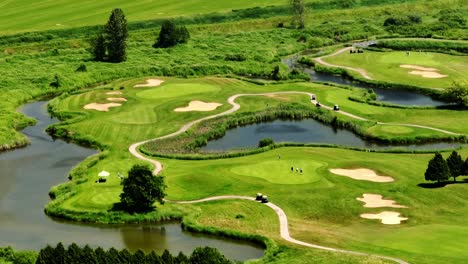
283;56;447;107
0;101;264;261
202;119;460;151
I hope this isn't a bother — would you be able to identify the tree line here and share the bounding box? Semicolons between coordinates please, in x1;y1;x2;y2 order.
36;243;232;264
91;9;190;63
425;150;468;184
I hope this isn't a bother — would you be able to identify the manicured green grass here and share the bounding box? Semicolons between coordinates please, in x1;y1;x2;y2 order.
322;50;468;89
48;77;468;264
0;0;288;34
136;83;221;100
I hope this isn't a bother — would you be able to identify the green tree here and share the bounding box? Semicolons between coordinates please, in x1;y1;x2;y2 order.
94;247;109;264
49;74;62;88
153;20;190;48
120;164;167;213
463;157;468;176
161;249;174;264
446;150;464;182
189;247;232;264
425;153;450;183
258;138;274;147
290;0;306;29
443;82;468;106
91;32;106;61
104;8;128;63
35;245;55;264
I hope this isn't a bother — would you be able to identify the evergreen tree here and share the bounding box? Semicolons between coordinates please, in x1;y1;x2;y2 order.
446;150;464;182
161;249;174;264
132;249;146;264
175;252;189;264
106;248;120;264
425;153;450;183
463;157;468;175
290;0;306;29
81;245;98;264
94;247;109;264
189;247;232;264
104;8;128;62
117;249;132;263
91;32;107;61
120;164;167;213
53;243;66;264
66;243;82;264
145;251;162;264
36;245;55;264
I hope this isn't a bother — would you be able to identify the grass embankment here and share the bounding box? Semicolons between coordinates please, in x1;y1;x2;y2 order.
321;49;468;89
45;77;468;263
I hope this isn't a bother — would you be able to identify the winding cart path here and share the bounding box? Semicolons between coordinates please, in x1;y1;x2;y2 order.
128;90;463;264
314;47;374;80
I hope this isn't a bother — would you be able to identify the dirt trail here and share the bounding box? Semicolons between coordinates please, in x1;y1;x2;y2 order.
314;47;373;80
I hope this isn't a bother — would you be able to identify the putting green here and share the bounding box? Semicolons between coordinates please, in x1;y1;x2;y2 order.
323;50;467;88
136;84;221;100
230;160;325;184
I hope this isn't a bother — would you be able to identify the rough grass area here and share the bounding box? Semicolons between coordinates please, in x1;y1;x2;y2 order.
322;50;468;89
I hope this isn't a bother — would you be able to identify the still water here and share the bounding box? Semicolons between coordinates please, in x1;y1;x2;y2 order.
202;119;459;151
0;101;264;261
283;56;447;106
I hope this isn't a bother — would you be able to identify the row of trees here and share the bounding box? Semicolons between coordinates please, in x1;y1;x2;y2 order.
425;151;468;183
443;82;468;107
36;243;232;264
90;9;191;63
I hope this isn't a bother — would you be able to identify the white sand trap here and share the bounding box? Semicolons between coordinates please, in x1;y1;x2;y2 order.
83;103;121;112
106;91;122;95
134;79;164;88
357;194;407;208
400;64;438;71
107;97;127;102
408;70;448;78
399;65;447;79
360;211;408;225
174;101;222;112
330;168;394;182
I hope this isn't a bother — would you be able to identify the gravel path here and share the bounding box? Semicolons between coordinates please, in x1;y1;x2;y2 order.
314;47;374;80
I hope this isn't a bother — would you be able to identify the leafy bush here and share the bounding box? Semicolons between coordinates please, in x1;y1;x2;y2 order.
258;138;274;147
153;20;190;48
224;54;246;61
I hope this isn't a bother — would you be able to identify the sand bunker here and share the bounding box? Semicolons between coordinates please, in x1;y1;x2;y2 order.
134;79;164;88
408;71;448;78
360;211;408;225
330;168;394;182
107;97;127;102
83;103;121;112
357;194;407;208
106;91;122;95
174;101;222;112
399;65;447;79
400;64;438;71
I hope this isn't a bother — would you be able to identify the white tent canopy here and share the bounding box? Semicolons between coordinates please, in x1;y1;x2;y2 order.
98;171;110;177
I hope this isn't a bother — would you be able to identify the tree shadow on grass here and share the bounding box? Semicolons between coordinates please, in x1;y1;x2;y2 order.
418;178;468;188
110;202;155;214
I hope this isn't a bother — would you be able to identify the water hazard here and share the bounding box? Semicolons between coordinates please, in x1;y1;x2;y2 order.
0;101;264;261
202;119;460;151
283;56;447;106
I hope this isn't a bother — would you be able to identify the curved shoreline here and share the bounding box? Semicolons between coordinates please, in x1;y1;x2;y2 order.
127;91;457;264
